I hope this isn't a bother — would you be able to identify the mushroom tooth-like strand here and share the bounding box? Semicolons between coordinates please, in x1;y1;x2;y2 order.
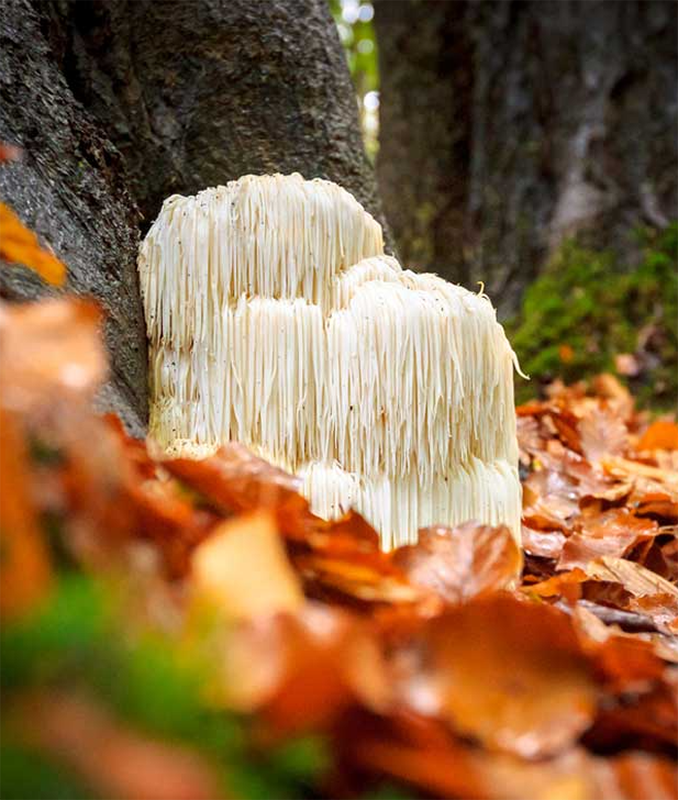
300;458;521;550
138;173;384;342
139;174;522;549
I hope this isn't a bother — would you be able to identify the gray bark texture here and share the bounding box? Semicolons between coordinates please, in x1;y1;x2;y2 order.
51;0;386;235
0;0;148;434
0;0;384;433
375;0;678;316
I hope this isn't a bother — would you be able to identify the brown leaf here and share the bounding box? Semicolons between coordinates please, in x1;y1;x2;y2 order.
634;493;678;522
524;570;588;602
192;511;303;620
396;594;598;758
393;522;522;602
0;298;106;409
638;421;678;452
579;406;628;463
295;553;422;606
165;445;381;551
521;525;567;559
0;142;22;163
218;604;390;732
0;202;66;285
583;556;678;601
558;510;658;570
346;714;677;800
0;408;52;618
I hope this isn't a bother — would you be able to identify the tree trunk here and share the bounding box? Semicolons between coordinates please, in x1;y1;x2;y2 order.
51;0;387;235
0;0;384;432
0;0;148;433
375;0;678;315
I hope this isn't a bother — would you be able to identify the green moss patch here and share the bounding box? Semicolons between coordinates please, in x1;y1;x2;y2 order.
507;224;678;409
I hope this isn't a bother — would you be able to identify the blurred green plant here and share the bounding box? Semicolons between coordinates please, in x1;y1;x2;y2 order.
508;224;678;409
329;0;379;158
1;571;416;798
0;574;328;800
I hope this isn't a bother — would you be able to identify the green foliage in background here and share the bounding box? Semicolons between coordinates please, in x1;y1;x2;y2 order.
329;0;379;158
0;574;327;800
508;224;678;409
1;570;414;799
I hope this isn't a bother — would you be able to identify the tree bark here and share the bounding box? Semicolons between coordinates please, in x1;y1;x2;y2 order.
375;0;678;315
0;0;148;434
0;0;384;432
50;0;386;235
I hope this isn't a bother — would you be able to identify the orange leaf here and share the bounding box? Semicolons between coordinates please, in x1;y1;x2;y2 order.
0;201;66;286
0;143;22;163
558;343;574;363
0;408;52;618
191;511;303;620
393;522;522;602
638;420;678;452
399;594;598;758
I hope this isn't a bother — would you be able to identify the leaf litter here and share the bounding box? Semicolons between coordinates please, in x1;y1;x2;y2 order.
1;295;676;799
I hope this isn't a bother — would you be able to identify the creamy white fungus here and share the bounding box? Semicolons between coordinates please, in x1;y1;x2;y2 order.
138;173;522;549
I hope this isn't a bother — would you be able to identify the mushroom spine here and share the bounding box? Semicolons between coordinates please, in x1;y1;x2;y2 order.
138;173;522;549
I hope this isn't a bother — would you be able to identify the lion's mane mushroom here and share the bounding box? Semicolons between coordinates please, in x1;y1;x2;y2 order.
138;174;522;549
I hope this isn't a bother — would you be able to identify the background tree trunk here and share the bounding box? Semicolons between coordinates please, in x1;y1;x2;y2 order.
0;0;384;432
375;0;678;316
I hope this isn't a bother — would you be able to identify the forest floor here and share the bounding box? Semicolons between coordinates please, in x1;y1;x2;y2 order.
1;139;677;797
1;285;677;799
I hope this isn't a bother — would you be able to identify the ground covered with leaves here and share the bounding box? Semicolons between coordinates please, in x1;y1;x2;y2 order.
1;138;677;799
1;289;677;800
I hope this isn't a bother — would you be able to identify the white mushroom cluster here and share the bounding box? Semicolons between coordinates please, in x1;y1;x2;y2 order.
138;174;522;549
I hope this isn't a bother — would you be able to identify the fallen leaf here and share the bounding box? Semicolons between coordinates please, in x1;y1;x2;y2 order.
0;408;52;618
638;421;678;452
0;298;106;409
558;510;658;570
219;604;390;732
521;525;567;559
397;594;598;758
0;202;66;285
583;555;678;600
579;407;628;463
0;142;22;163
393;522;522;602
191;511;303;620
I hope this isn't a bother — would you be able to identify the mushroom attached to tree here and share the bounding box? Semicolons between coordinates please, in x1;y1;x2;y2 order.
138;174;522;549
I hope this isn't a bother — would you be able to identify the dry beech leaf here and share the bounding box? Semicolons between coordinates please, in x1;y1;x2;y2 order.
397;594;598;758
0;408;53;618
579;406;628;464
0;142;22;163
603;456;678;491
294;553;422;605
0;202;66;286
165;445;381;551
633;493;678;522
350;730;678;800
637;420;678;452
521;525;566;559
583;555;678;600
191;511;303;620
0;298;106;408
558;509;658;570
219;604;390;732
392;522;522;602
